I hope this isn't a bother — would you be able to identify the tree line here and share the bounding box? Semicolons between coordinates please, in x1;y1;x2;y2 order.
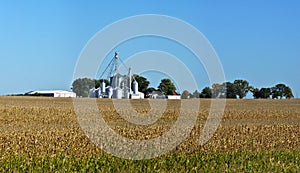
72;77;294;99
182;80;294;99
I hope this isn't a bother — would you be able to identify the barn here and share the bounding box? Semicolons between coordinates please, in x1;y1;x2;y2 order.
26;90;76;98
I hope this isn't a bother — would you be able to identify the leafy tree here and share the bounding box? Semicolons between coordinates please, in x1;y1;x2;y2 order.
132;74;150;94
260;88;271;99
200;87;212;98
72;78;95;97
94;80;100;89
252;85;293;99
192;90;200;98
212;82;237;98
233;80;251;99
224;82;237;98
252;88;261;99
158;78;176;95
212;83;225;98
269;84;294;99
271;83;286;99
181;90;190;99
284;86;294;99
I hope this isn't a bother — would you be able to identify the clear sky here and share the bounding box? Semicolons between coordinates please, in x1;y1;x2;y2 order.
1;1;299;97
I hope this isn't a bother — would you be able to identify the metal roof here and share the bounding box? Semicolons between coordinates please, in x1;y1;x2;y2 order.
27;90;75;94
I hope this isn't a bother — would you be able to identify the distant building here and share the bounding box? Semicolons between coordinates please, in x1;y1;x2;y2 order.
149;91;166;99
26;90;76;98
166;95;181;99
148;91;181;99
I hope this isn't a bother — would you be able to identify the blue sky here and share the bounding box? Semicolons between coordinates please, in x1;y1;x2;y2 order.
1;1;299;97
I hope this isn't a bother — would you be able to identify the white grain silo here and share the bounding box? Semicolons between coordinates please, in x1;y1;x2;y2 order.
101;81;105;93
132;80;138;94
106;86;113;98
113;88;123;99
89;88;95;98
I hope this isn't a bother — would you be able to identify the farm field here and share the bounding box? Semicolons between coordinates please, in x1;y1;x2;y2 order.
0;97;299;172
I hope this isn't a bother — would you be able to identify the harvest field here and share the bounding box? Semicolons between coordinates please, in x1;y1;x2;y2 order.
0;97;299;172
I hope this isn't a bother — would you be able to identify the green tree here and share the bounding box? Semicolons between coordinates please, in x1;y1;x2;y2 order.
158;78;176;95
252;88;261;99
284;86;294;99
272;84;286;99
132;74;150;94
271;84;294;99
192;90;200;98
224;82;237;98
212;83;225;98
260;88;271;99
212;82;236;98
200;87;212;98
181;90;190;99
72;78;95;97
233;80;251;99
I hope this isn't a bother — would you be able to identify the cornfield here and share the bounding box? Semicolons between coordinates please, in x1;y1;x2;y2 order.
0;97;299;172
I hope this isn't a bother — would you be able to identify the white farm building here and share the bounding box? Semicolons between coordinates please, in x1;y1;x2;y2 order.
26;90;76;98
